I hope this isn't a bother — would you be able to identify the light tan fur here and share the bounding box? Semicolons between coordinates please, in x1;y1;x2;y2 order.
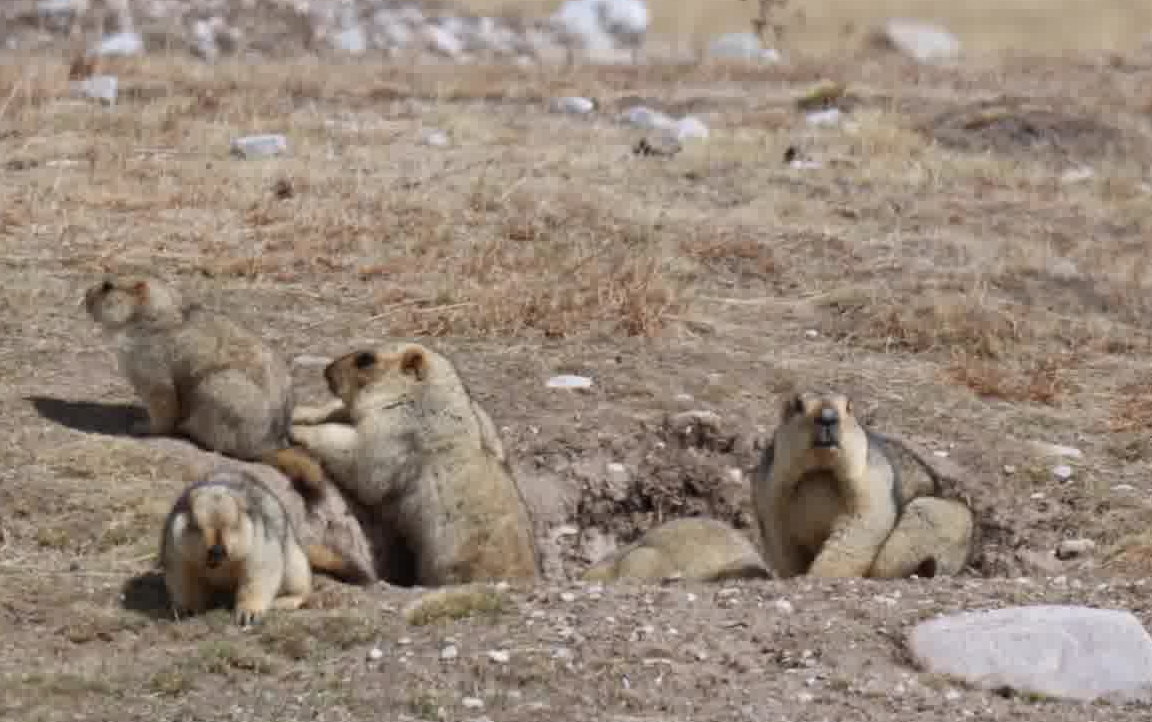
160;469;339;625
750;390;975;580
288;342;539;587
84;275;328;502
581;517;770;583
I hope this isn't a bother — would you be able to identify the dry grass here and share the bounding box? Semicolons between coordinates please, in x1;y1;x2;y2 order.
4;5;1152;718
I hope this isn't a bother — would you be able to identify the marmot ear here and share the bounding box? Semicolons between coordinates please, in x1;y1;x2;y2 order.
400;346;428;381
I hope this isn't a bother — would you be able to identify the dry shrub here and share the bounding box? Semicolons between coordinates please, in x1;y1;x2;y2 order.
946;353;1077;406
822;288;1022;358
1109;379;1152;433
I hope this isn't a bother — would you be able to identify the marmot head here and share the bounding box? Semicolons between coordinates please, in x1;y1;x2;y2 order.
774;390;868;468
323;342;442;410
84;275;183;330
175;480;254;570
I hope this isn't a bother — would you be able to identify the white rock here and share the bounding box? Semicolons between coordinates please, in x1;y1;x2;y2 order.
774;599;794;614
559;591;576;603
230;134;288;159
291;354;332;368
487;649;511;663
70;75;117;105
440;644;459;660
709;32;780;62
877;19;961;63
367;647;384;661
546;374;593;390
1061;167;1095;184
907;605;1152;703
804;329;819;338
1053;464;1074;481
606;462;630;485
1028;441;1084;459
598;0;650;46
1056;538;1096;560
552;96;596;114
334;24;368;54
421;129;450;147
423;24;465;57
93;31;144;57
673;116;709;141
1113;484;1136;492
789;159;823;170
805;108;842;127
621;105;674;131
461;696;484;709
725;467;743;484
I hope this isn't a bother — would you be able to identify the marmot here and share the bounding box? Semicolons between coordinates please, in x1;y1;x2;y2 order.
160;469;349;625
288;342;540;587
750;390;975;579
84;275;327;501
581;517;770;583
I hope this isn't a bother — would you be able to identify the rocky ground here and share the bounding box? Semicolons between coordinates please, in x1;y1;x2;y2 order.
3;5;1152;718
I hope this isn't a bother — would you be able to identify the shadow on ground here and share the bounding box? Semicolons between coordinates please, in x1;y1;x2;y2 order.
26;396;145;437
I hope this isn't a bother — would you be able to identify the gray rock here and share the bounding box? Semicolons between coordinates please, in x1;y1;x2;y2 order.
70;74;118;105
231;134;288;159
92;31;144;57
673;116;708;141
334;24;368;54
708;32;781;63
875;20;960;63
552;96;596;114
622;105;674;131
907;605;1152;702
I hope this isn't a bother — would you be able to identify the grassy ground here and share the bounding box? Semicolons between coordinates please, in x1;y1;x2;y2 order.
3;9;1152;719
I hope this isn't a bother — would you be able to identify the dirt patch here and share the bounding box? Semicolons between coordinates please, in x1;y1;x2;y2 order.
921;98;1144;166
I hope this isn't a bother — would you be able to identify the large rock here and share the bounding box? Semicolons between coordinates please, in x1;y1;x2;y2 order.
872;19;960;64
907;605;1152;702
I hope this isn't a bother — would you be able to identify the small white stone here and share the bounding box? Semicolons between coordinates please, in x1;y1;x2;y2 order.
1003;465;1017;474
93;31;144;57
440;644;459;660
805;108;842;127
945;689;962;700
291;354;332;368
546;374;593;390
1061;167;1095;184
804;329;819;338
559;591;576;603
774;598;794;614
606;462;630;485
725;467;743;484
421;129;450;147
1053;465;1074;481
686;593;697;603
494;581;510;592
334;24;368;54
622;106;674;131
231;134;288;159
797;692;815;703
1113;484;1136;492
673;116;709;141
789;159;823;170
461;696;484;709
1056;538;1096;560
933;450;949;458
487;649;511;663
1030;492;1045;500
70;74;118;105
398;637;412;645
552;96;595;114
367;647;384;661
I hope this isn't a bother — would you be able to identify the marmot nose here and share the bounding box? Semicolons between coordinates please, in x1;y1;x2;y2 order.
817;407;839;426
206;544;226;566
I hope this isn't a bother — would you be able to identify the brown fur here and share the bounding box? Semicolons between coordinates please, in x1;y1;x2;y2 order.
751;390;975;580
83;275;328;502
160;469;328;626
582;517;770;583
289;342;540;587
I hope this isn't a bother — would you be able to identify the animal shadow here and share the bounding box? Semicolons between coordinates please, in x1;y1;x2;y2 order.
121;571;173;620
26;395;145;437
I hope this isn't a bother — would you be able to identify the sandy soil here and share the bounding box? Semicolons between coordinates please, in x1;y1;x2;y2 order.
3;30;1152;721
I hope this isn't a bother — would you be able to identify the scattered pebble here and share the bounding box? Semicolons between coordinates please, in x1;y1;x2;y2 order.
1113;484;1136;492
70;74;118;105
487;649;510;663
708;32;781;62
874;19;961;64
559;591;577;603
367;647;384;661
804;329;819;338
805;108;842;127
461;696;485;709
622;105;675;131
1028;441;1084;459
673;116;709;141
440;644;459;660
1053;465;1074;481
92;30;144;56
546;374;593;390
1061;167;1095;184
421;129;450;147
774;598;795;614
552;96;595;114
606;462;630;485
1056;538;1096;560
291;354;332;368
230;134;288;159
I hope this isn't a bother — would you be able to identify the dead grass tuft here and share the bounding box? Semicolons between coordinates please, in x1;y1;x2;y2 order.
403;585;511;626
946;353;1078;406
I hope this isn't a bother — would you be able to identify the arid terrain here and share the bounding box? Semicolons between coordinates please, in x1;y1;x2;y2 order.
4;1;1152;719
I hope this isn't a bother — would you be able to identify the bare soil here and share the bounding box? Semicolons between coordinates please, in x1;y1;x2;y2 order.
3;38;1152;721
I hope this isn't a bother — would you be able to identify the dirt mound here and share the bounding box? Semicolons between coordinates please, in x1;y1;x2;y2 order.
922;98;1142;166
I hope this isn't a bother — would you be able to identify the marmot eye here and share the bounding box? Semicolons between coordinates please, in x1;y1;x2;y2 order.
100;280;114;293
354;352;375;369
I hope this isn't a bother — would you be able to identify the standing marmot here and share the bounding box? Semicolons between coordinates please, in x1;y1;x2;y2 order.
84;275;327;501
288;342;540;587
582;517;770;583
751;390;975;579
